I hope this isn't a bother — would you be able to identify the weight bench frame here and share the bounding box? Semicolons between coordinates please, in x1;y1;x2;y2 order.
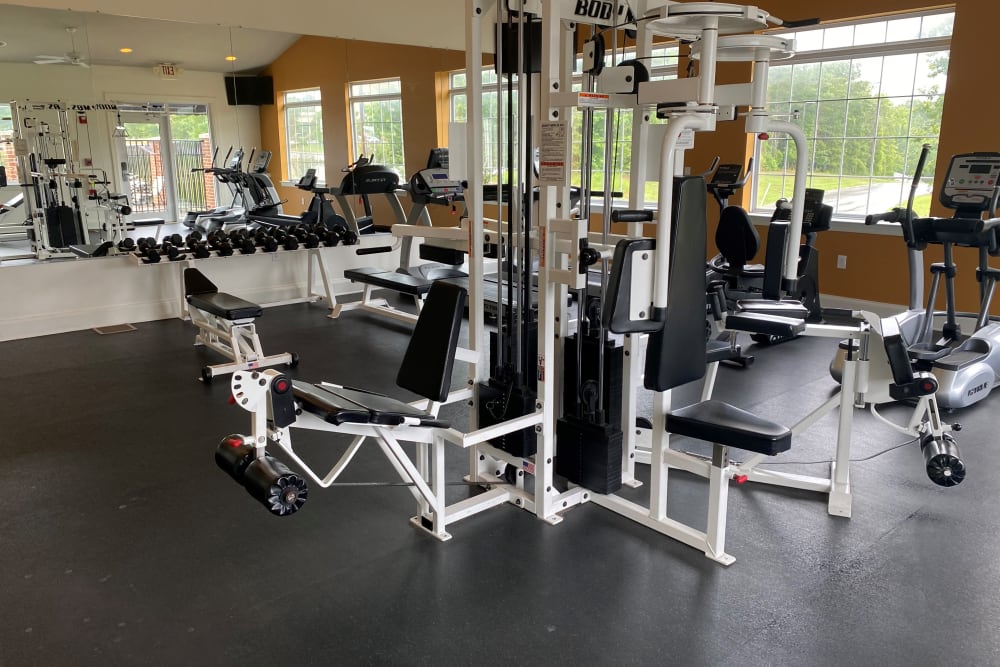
184;268;296;382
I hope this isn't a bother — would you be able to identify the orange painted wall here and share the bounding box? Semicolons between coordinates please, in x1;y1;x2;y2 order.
685;0;1000;313
260;36;465;226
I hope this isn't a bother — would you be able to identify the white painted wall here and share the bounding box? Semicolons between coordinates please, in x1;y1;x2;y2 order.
0;61;261;210
0;242;400;342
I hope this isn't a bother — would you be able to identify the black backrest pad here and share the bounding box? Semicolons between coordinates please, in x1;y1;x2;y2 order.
184;268;218;297
396;281;467;402
715;205;759;268
644;176;708;392
762;221;789;301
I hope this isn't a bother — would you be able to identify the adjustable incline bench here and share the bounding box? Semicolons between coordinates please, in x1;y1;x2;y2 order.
184;268;298;383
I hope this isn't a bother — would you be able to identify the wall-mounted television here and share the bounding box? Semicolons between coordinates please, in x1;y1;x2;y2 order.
224;76;275;106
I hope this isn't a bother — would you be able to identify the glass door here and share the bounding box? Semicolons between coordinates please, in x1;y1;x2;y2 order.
115;104;213;222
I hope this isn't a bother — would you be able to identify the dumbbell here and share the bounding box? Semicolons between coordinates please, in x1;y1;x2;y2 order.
166;232;184;246
185;231;203;250
135;237;156;253
280;229;299;250
160;241;187;261
311;222;340;247
256;231;279;252
237;234;257;254
290;225;319;249
206;230;228;249
117;237;136;252
189;240;211;259
216;238;235;257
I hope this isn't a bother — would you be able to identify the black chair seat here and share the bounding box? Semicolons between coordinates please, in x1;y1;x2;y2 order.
408;265;468;282
726;312;806;339
292;381;449;428
187;292;262;321
667;400;791;456
344;268;432;296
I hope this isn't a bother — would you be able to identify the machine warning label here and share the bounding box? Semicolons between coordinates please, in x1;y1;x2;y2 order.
578;92;609;108
539;121;568;185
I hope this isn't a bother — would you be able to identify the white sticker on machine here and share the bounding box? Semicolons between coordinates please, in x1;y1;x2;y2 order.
538;121;568;186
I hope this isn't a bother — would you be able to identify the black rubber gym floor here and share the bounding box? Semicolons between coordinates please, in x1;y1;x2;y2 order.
2;302;998;665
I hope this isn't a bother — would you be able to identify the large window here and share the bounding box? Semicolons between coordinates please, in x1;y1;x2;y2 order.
349;78;406;176
449;67;516;184
449;44;678;201
1;103;18;185
755;9;953;219
283;89;324;182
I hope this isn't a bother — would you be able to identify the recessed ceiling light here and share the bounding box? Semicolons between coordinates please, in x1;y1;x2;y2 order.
225;55;237;62
119;47;133;54
0;41;7;48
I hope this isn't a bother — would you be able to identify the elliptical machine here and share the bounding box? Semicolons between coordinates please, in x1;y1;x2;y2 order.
890;151;1000;409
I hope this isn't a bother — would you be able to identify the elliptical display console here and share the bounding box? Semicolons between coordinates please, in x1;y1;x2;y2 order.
940;152;1000;213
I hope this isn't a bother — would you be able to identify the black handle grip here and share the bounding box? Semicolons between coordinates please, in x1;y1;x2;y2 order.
912;144;931;183
865;211;898;225
611;209;654;223
355;246;393;255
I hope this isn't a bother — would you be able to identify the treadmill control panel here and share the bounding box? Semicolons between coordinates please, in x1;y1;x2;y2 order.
942;152;1000;212
411;168;464;198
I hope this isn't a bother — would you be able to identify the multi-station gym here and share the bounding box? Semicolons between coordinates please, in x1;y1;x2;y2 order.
2;0;999;663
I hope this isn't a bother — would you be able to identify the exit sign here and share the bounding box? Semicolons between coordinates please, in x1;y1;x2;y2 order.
155;63;178;79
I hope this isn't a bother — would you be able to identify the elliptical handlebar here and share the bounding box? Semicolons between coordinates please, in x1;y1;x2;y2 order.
697;157;721;179
342;154;374;172
864;143;931;234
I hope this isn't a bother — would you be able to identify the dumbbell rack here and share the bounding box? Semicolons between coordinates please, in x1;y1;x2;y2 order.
127;240;349;321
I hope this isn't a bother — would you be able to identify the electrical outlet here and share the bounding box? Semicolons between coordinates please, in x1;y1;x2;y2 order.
837;255;847;269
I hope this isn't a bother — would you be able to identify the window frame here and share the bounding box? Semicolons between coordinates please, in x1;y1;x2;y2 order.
0;102;18;186
751;8;954;223
347;77;406;176
282;88;325;182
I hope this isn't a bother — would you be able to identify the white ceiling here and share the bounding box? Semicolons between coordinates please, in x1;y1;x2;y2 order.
0;0;472;53
0;4;301;72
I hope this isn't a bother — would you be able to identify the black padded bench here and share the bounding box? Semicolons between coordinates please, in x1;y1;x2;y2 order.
344;267;434;296
186;269;262;321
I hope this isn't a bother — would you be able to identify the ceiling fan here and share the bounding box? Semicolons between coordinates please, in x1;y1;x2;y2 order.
34;27;90;67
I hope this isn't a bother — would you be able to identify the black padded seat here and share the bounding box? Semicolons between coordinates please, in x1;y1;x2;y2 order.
292;381;450;428
737;299;810;318
409;265;468;282
667;400;791;456
343;267;432;296
188;292;262;321
727;312;806;339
